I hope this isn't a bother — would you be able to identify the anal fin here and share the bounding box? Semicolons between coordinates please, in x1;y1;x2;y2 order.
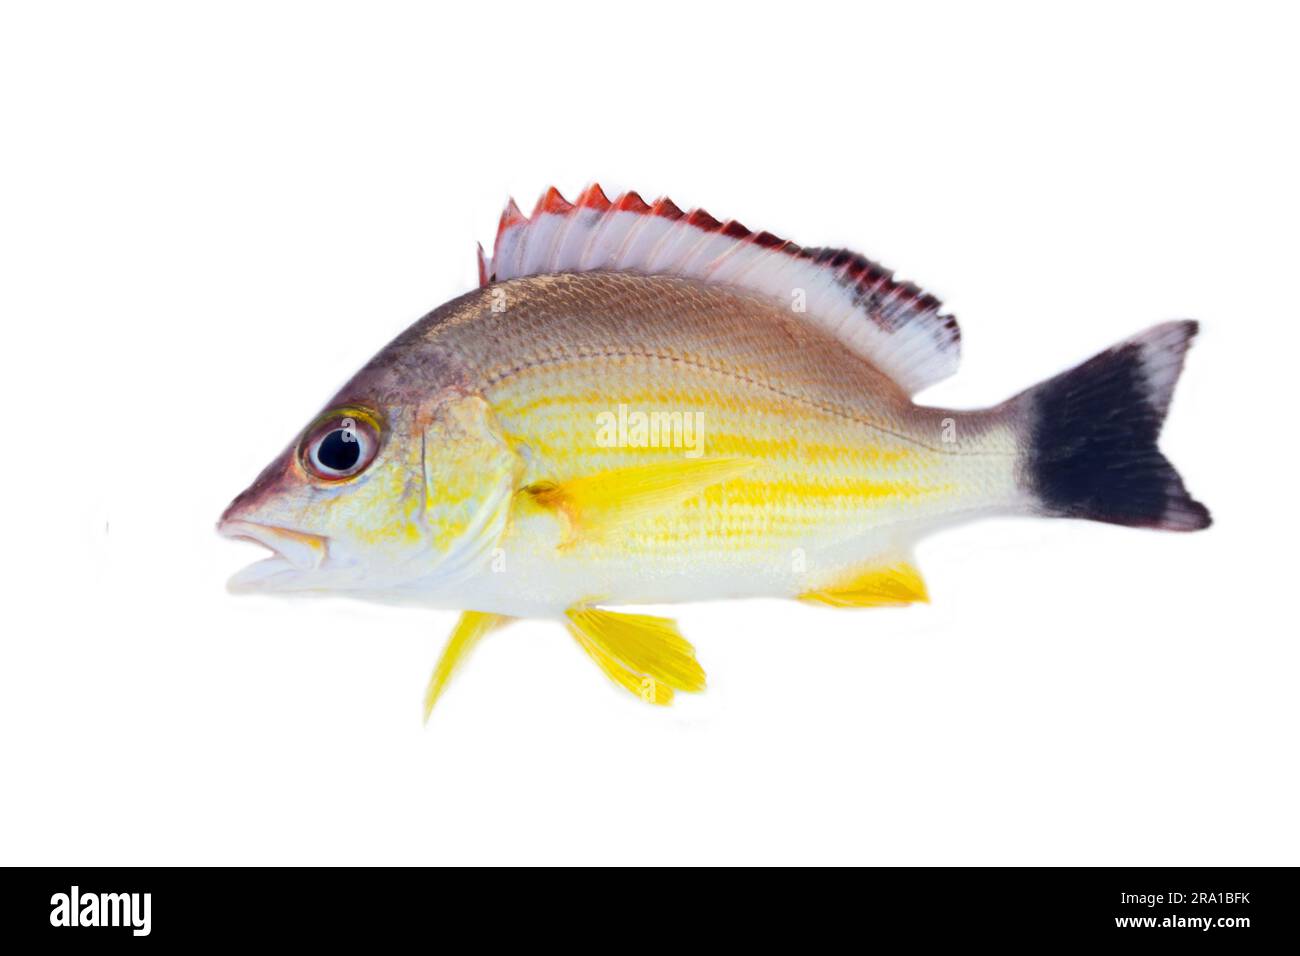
564;607;706;705
799;561;929;608
424;611;508;722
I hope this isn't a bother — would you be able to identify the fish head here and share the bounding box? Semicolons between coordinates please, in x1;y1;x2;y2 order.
219;398;435;594
220;341;523;599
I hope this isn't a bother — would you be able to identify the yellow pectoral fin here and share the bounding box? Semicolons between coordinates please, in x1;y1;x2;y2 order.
424;611;509;722
525;457;757;543
564;607;706;705
799;561;930;608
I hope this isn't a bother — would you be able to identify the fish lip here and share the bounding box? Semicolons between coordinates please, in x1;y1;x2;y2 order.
225;554;299;592
218;519;328;573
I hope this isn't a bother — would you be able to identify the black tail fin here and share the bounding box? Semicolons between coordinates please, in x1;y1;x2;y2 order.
1017;320;1211;531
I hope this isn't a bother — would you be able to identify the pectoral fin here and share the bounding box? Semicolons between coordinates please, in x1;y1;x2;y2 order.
525;457;757;543
799;560;929;608
424;611;509;722
564;606;706;705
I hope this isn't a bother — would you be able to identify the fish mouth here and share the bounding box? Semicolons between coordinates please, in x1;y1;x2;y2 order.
219;520;329;592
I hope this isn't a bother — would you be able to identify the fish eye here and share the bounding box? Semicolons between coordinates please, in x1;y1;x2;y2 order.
301;410;380;481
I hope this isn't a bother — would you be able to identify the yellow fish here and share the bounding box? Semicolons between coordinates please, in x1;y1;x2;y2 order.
219;185;1210;718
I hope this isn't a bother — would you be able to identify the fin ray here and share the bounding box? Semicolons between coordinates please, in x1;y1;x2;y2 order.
565;607;706;704
800;561;930;608
1017;321;1211;531
423;611;507;721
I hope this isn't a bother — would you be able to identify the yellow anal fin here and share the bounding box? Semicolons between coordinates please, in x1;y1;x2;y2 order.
525;457;757;543
424;611;508;722
800;561;930;608
564;607;706;705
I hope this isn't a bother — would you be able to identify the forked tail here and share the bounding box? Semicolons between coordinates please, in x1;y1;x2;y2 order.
1013;320;1211;531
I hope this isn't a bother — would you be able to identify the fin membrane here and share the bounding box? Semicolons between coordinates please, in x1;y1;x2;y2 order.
565;607;706;705
800;561;929;608
526;457;756;543
424;611;508;721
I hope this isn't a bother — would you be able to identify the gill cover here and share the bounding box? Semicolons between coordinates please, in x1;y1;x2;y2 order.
422;394;523;580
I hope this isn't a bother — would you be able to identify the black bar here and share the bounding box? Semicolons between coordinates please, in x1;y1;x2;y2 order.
4;867;1295;945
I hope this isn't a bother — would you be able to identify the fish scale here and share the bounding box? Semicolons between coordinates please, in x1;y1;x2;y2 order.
430;273;1016;605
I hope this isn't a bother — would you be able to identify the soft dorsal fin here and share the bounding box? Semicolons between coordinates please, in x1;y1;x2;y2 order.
477;184;962;394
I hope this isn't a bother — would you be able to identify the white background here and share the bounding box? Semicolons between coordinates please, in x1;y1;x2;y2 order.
2;1;1296;866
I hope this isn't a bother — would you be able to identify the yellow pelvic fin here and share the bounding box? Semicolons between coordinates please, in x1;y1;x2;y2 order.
525;457;757;542
424;611;508;722
564;607;706;705
799;560;930;608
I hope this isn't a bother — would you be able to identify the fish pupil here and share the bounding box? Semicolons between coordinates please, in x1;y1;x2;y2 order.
318;429;361;471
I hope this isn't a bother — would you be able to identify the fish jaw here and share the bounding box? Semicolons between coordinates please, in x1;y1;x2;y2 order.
219;519;330;593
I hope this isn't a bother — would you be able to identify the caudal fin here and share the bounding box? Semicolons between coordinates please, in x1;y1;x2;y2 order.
1016;320;1211;531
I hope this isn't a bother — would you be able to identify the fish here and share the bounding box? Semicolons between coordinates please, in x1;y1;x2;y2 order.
218;184;1211;718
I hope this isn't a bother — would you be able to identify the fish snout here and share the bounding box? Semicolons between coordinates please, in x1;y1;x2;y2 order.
219;517;331;593
219;446;298;527
219;488;259;527
218;519;328;572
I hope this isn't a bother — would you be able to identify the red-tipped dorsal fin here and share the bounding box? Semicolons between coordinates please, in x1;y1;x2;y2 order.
614;190;651;213
651;196;684;220
500;197;526;230
576;182;612;211
685;208;723;231
533;186;574;217
485;197;529;285
748;230;790;250
478;185;962;394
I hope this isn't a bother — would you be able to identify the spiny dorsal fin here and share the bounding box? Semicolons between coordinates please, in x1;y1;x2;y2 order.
479;184;961;394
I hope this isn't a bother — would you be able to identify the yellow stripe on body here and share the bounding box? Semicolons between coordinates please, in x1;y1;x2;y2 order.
488;365;960;563
483;358;977;574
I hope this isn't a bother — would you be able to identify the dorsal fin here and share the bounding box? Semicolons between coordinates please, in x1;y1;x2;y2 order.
478;184;962;394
